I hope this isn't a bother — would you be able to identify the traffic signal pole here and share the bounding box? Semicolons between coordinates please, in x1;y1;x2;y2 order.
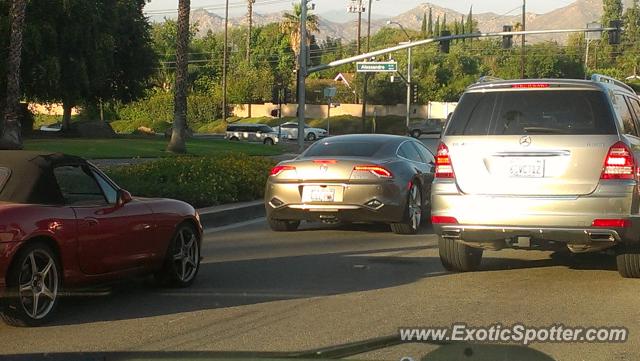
297;0;308;151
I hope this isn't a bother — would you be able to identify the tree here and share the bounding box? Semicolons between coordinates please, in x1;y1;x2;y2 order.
466;6;474;33
434;16;440;36
442;13;447;32
421;11;427;37
601;0;623;65
1;0;27;149
280;3;319;68
427;8;433;36
620;0;640;74
167;0;190;153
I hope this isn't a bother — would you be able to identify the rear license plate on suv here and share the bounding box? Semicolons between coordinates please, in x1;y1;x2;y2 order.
508;158;544;178
302;186;342;202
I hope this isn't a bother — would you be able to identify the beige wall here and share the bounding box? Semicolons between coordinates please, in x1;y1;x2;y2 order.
232;102;457;120
28;103;80;116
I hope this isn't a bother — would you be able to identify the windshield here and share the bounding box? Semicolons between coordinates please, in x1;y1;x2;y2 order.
447;90;616;135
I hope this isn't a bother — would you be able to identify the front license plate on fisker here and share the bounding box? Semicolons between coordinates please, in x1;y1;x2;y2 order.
508;158;544;178
302;186;340;202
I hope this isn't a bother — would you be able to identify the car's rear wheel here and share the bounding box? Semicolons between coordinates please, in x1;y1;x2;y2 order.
306;133;317;141
268;217;300;231
438;236;483;272
1;243;61;327
229;136;239;141
616;243;640;278
410;129;421;138
156;224;201;287
263;138;275;146
390;183;422;235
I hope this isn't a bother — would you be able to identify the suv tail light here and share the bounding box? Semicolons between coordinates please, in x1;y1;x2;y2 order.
270;165;296;176
592;219;631;228
352;165;393;178
601;141;635;180
431;216;458;224
435;142;455;179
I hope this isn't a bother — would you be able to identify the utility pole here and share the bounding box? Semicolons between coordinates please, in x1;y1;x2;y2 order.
361;0;374;132
222;0;229;123
521;0;526;78
348;0;364;106
406;46;412;130
246;0;255;118
297;0;308;151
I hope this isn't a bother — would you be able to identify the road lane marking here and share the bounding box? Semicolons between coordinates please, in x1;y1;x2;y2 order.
204;217;266;234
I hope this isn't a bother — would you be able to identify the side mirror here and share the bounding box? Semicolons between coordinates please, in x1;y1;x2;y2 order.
117;189;132;207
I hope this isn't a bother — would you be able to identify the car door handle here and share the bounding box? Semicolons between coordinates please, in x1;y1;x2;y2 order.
142;224;152;230
84;217;99;226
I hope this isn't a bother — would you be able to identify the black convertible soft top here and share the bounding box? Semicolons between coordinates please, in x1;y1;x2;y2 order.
0;151;87;204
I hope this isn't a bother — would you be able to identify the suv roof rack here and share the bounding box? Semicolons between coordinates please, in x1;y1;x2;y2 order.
591;74;636;94
477;76;503;83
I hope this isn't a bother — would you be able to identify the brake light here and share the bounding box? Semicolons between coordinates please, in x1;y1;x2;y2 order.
269;165;296;176
435;142;455;179
353;165;393;178
592;219;631;228
511;83;550;88
601;141;635;180
431;216;458;224
312;159;338;164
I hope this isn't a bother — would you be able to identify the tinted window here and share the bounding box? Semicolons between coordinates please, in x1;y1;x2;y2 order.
92;170;118;204
626;97;640;127
227;125;237;131
613;95;638;136
413;142;435;163
0;167;10;193
258;125;273;132
53;165;106;205
398;142;424;163
447;90;616;135
282;124;296;129
305;141;381;157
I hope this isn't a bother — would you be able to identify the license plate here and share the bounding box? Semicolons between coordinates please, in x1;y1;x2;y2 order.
302;186;339;202
508;158;544;178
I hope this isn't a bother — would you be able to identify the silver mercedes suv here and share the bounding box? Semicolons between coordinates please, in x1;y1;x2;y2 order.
432;74;640;278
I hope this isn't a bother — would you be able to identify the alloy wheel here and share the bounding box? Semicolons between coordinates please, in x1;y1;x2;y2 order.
172;228;199;283
408;185;422;230
18;250;59;320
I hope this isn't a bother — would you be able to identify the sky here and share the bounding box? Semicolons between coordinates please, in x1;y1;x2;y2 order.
145;0;579;19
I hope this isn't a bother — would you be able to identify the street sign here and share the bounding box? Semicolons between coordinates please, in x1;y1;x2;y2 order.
356;61;398;73
586;22;602;40
323;87;337;98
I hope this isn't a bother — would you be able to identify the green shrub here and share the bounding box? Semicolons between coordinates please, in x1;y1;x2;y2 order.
105;153;275;208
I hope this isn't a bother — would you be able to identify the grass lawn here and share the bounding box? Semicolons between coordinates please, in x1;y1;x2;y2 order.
23;137;284;158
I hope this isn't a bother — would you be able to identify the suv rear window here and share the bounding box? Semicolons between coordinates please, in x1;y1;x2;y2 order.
0;167;10;193
305;141;380;157
446;90;616;136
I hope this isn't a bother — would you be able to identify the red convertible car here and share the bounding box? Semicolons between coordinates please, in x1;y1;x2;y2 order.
0;151;202;326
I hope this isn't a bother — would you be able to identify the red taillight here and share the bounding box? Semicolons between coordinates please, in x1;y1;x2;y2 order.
270;165;296;176
435;142;455;179
592;219;631;228
353;165;393;178
511;83;550;88
431;216;458;224
312;159;338;164
601;141;635;180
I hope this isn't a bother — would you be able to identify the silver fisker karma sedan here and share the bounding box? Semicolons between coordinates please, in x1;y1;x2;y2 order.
264;134;435;234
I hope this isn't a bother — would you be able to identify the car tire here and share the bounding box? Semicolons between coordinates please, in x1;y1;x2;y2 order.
268;217;300;231
229;136;239;141
438;236;483;272
616;243;640;278
263;138;275;146
306;133;317;141
0;242;62;327
390;183;422;235
410;129;421;138
155;223;201;287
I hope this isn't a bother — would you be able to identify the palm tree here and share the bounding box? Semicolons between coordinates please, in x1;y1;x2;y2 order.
1;0;27;150
167;0;191;153
280;3;319;68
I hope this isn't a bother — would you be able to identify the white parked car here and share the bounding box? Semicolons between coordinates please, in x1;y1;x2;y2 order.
39;122;62;132
275;122;327;141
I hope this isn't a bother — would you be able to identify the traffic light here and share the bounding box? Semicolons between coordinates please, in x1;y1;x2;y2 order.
502;25;513;49
412;84;419;103
609;20;622;45
439;30;451;53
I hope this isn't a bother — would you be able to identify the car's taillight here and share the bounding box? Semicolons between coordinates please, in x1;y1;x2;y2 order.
270;165;296;176
431;216;458;224
592;219;631;228
352;165;393;178
601;141;635;180
435;142;454;179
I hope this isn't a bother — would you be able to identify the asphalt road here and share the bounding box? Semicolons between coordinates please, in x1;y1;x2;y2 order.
2;219;640;361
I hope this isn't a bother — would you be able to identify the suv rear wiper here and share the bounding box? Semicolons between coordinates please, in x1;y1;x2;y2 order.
523;127;568;134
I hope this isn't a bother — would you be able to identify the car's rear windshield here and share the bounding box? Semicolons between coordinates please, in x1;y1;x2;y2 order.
446;90;616;136
0;167;10;193
305;141;381;157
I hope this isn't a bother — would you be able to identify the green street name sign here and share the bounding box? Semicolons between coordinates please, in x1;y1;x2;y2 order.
356;61;398;73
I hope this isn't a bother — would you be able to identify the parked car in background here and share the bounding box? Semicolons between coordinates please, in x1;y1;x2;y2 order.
0;151;202;326
408;118;445;138
265;134;435;234
275;122;327;141
432;74;640;278
39;122;62;133
226;124;280;145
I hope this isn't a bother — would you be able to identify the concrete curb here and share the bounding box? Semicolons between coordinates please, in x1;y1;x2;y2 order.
198;200;265;229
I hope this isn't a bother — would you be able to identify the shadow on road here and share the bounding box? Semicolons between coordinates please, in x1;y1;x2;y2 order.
47;240;615;326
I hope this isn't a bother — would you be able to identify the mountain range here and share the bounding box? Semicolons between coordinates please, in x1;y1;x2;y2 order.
188;0;634;43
